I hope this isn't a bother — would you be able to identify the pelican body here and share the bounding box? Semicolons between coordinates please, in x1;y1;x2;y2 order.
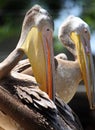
55;55;81;103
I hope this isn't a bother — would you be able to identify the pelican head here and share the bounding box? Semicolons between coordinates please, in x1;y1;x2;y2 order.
58;15;95;109
16;5;55;100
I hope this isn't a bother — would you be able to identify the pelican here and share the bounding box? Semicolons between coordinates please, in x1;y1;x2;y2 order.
14;15;95;109
0;4;55;100
57;15;95;109
0;5;82;130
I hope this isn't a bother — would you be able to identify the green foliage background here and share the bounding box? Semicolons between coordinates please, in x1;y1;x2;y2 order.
0;0;95;58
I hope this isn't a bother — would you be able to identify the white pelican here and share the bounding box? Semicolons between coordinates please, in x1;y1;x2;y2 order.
56;15;95;109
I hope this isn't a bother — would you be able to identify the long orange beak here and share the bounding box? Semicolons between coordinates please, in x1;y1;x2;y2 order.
20;26;55;100
70;32;95;109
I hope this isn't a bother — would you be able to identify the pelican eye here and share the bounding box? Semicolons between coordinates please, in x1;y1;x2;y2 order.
84;28;88;33
42;26;52;35
46;28;50;31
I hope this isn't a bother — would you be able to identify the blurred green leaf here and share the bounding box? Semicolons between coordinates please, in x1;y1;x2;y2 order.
0;0;95;56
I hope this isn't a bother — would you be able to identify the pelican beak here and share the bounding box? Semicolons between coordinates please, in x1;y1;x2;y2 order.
20;26;55;100
70;32;95;109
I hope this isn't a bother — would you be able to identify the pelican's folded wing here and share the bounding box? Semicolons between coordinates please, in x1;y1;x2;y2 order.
55;95;83;130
